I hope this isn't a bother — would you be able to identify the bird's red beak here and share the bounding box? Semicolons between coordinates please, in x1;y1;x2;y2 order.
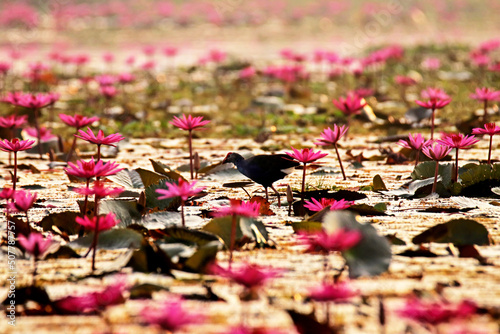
222;152;233;164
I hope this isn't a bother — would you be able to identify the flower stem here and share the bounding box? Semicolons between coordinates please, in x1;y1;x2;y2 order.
13;151;17;191
301;163;307;202
483;100;488;123
334;143;346;180
91;215;100;272
430;108;436;140
488;135;493;165
181;200;185;227
188;130;194;179
454;149;459;183
66;130;79;162
97;144;101;161
34;108;43;159
229;214;237;270
32;257;37;286
415;149;421;167
25;210;32;233
432;161;439;194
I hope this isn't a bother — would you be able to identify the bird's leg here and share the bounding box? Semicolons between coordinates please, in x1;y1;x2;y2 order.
265;187;269;202
270;185;281;207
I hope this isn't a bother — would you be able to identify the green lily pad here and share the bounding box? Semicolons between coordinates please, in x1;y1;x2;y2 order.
69;229;144;250
40;211;81;236
144;179;182;211
412;219;491;246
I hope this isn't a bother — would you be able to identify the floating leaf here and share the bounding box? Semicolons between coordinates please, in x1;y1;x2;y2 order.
348;204;388;216
45;245;81;259
202;216;273;249
149;159;185;181
372;174;387;191
40;211;81;236
69;229;144;250
129;283;169;299
412;219;491;246
286;309;338;334
322;211;391;278
411;161;453;189
291;221;323;233
99;199;143;227
144;179;181;211
453;164;500;197
136;168;171;188
107;169;144;189
397;248;439;257
126;242;175;275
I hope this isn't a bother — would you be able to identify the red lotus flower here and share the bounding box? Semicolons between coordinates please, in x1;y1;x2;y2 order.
75;127;125;147
18;233;52;259
74;181;123;198
16;93;55;109
95;74;117;87
170;114;210;131
141;298;202;332
332;93;367;116
59;114;99;129
65;158;123;179
212;263;282;290
9;189;37;213
304;198;353;212
118;72;135;84
100;86;118;99
212;199;260;218
415;88;451;140
163;46;179;57
75;213;120;231
0;138;35;152
421;88;450;100
0;115;27;129
415;97;451;110
2;92;26;105
397;297;476;326
299;228;362;253
308;282;358;302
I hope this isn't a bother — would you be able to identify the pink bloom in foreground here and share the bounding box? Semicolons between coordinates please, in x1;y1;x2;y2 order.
0;115;28;129
332;93;367;116
74;181;123;198
212;263;282;290
397;297;476;326
299;228;362;253
170;114;210;131
286;147;328;164
65;158;123;179
304;198;353;212
0;138;35;152
156;178;205;201
54;280;127;314
315;125;348;146
59;114;99;129
75;127;125;147
0;188;15;200
75;213;120;231
308;282;358;302
141;299;202;332
18;233;52;258
212;199;260;218
9;189;37;212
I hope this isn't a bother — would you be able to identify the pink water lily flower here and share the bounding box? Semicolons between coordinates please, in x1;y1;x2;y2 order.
304;198;353;212
398;297;476;326
415;88;451;140
287;147;328;201
422;144;452;193
76;127;125;147
9;189;37;213
437;133;479;183
472;123;500;164
18;233;52;259
25;126;57;141
0;114;28;129
299;228;362;253
0;138;35;152
470;87;500;122
315;125;348;179
156;178;205;227
308;281;358;302
59;114;99;129
65;158;123;179
332;93;367;116
74;181;123;199
141;298;202;332
212;199;260;218
75;213;120;231
211;262;282;290
397;133;434;166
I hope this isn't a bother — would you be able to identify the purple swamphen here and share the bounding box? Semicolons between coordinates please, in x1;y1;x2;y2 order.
222;152;299;206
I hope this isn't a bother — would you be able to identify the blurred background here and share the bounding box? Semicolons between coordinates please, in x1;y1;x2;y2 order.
0;0;498;63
